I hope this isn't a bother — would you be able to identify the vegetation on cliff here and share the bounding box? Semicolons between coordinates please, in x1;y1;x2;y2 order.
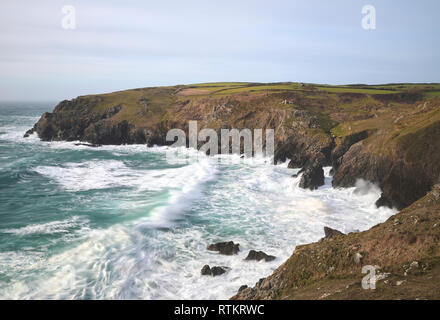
232;185;440;300
26;82;440;299
26;82;440;210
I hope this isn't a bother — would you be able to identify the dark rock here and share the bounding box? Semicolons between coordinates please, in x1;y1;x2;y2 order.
211;266;228;276
74;143;101;147
201;265;211;275
323;226;344;239
23;128;34;138
238;285;248;292
245;250;276;262
24;98;168;147
207;241;239;255
298;163;325;190
331;126;440;211
375;193;394;209
200;265;229;277
331;130;371;170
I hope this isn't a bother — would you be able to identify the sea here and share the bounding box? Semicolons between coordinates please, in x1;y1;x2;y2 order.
0;102;396;299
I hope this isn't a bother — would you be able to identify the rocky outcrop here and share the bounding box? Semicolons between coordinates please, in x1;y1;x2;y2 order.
245;250;276;262
232;184;440;300
238;285;248;292
331;130;372;170
201;265;230;276
298;163;325;190
323;227;344;239
201;264;211;275
24;98;169;145
331;120;440;210
207;241;240;255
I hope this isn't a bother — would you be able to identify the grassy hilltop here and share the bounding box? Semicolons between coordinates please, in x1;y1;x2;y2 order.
77;81;440;128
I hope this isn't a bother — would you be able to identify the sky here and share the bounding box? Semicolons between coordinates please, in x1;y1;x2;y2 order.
0;0;439;101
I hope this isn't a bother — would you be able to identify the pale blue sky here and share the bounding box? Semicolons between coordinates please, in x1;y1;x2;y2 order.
0;0;439;101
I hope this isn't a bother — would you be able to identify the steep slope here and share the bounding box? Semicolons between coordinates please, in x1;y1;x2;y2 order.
232;184;440;300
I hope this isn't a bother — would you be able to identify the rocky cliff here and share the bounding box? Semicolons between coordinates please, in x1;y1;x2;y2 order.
232;184;440;300
26;82;440;299
26;82;440;211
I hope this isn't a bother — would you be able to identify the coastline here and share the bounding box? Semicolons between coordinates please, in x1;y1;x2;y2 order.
21;82;440;299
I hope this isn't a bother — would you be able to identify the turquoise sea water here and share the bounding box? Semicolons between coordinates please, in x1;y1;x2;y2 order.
0;102;396;299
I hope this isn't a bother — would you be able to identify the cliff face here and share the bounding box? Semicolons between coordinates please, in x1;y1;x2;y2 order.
25;96;170;145
331;102;440;210
26;82;440;210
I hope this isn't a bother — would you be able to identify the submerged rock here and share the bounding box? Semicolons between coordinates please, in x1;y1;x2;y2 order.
74;142;101;147
200;265;230;277
323;227;344;239
207;241;239;255
245;250;276;262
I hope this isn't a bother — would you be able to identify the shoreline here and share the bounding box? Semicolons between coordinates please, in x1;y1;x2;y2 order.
18;82;440;299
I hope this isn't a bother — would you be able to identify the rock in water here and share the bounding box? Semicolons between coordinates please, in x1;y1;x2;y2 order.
201;265;211;275
211;266;228;276
245;250;276;262
23;128;34;138
200;265;229;276
207;241;239;255
74;142;101;148
298;163;325;190
323;226;344;239
375;193;394;209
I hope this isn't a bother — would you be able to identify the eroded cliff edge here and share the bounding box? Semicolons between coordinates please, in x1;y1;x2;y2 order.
232;185;440;300
26;83;440;211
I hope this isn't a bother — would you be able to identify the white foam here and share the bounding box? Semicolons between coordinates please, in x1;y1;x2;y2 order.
34;160;137;192
1;216;87;236
0;124;38;142
0;155;397;299
143;157;218;226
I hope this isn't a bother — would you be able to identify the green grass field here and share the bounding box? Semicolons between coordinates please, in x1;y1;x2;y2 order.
179;82;440;96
